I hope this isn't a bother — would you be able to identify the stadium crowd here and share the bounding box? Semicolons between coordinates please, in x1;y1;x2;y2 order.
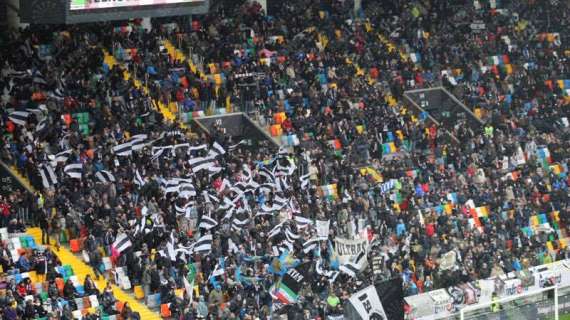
1;0;570;319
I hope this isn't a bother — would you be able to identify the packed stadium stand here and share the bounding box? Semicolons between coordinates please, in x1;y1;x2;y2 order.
1;0;570;319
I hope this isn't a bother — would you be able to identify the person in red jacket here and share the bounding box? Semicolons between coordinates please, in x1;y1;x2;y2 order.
0;196;11;228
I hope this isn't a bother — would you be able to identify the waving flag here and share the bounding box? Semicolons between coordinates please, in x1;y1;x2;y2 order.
39;164;58;189
193;234;213;254
95;170;116;184
272;263;310;305
8;111;30;126
345;278;404;320
339;250;367;278
111;233;132;257
198;215;218;230
189;156;216;172
113;142;132;156
64;163;83;179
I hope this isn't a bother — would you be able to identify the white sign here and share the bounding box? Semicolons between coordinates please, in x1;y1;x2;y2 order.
428;289;453;316
316;220;330;239
334;237;369;264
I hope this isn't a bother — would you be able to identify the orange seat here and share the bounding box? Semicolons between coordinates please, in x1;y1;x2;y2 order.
115;301;125;313
273;112;287;125
55;278;64;294
270;124;282;137
160;304;171;318
70;239;81;253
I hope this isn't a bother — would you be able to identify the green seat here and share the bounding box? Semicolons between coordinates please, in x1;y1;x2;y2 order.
64;265;74;277
79;124;90;136
19;236;28;248
60;231;68;244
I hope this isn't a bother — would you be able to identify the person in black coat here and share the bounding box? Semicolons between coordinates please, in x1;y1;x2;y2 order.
84;275;99;296
38;209;50;245
63;279;77;299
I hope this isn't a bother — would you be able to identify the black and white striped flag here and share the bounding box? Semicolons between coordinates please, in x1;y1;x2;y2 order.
339;250;367;278
6;70;28;79
162;179;181;194
35;118;48;134
134;169;145;187
231;218;249;231
151;146;169;160
189;157;216;172
208;141;226;158
64;163;83;179
257;183;275;194
178;183;197;198
8;111;30;126
259;167;275;182
113;142;132;156
228;139;247;151
241;164;252;181
231;182;247;195
130;134;148;151
95;170;116;184
342;189;352;203
175;203;192;217
198;216;218;230
54;150;73;163
316;258;340;282
276;176;290;192
300;173;311;190
193;234;213;254
39;164;58;189
112;233;132;255
268;223;284;239
285;228;300;243
207;166;223;176
303;238;320;253
273;195;288;209
203;190;219;204
294;215;313;229
33;74;47;85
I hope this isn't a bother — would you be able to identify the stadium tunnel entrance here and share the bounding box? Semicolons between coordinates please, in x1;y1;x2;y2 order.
192;112;280;150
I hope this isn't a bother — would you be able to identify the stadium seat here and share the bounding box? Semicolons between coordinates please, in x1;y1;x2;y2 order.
115;301;125;313
160;303;171;318
55;278;64;293
273;112;287;124
134;285;145;300
70;239;81;253
147;293;161;309
270;124;282;137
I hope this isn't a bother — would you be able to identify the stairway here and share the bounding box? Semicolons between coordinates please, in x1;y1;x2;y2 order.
0;162;36;193
27;228;160;320
102;50;179;125
0;50;166;319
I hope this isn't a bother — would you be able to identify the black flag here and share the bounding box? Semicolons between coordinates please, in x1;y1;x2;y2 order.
345;277;403;320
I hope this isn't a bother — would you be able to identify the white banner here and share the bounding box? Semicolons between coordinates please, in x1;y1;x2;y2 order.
349;285;388;320
404;293;435;319
477;279;495;305
334;237;369;264
316;220;330;239
428;289;453;317
438;251;457;271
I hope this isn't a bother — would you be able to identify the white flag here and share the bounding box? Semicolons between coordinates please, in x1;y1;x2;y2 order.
349;285;388;320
